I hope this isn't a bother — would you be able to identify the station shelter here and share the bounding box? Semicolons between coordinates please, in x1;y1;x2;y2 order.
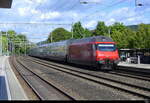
119;49;150;64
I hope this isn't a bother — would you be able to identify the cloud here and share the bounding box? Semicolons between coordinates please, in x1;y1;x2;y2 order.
106;18;116;25
18;7;30;16
0;0;149;43
127;18;135;22
84;20;97;28
24;0;47;4
107;7;130;18
40;12;61;20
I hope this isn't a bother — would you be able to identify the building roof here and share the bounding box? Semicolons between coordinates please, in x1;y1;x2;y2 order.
0;0;12;8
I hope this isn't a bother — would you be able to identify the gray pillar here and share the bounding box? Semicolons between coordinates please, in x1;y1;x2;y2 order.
138;55;140;64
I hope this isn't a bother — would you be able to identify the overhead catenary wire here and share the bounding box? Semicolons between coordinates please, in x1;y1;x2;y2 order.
118;7;150;23
70;0;130;36
0;22;72;25
51;0;68;11
78;0;129;22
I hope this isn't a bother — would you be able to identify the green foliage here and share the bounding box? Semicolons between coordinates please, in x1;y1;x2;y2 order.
7;30;16;40
109;22;130;48
72;22;93;39
123;28;136;49
134;24;150;48
0;30;30;55
72;22;86;39
93;21;108;36
127;25;138;31
84;28;92;37
45;22;150;49
1;36;8;53
47;28;72;42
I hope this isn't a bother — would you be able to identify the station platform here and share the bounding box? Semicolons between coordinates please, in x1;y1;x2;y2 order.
0;56;28;100
118;62;150;69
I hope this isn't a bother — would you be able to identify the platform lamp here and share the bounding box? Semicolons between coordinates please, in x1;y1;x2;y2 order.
80;0;101;4
135;0;143;6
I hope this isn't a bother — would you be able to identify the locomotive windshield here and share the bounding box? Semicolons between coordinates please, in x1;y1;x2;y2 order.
97;44;116;51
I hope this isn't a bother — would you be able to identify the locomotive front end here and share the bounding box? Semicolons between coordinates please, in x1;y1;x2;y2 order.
95;42;120;70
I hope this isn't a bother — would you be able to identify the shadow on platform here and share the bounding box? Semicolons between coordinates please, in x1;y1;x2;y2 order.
0;76;8;100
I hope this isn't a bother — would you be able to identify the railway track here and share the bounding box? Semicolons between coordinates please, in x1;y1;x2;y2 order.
20;56;150;100
109;70;150;82
27;56;150;82
10;56;75;100
117;65;150;75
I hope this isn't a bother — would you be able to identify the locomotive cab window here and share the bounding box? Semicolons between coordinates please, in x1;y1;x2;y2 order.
97;44;116;51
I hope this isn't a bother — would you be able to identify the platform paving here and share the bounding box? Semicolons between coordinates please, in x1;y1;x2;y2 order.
0;56;28;100
118;62;150;69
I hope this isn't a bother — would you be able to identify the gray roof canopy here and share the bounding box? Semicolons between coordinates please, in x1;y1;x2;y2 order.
0;0;12;8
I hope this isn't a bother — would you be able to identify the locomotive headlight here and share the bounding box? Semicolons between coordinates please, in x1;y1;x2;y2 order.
98;53;104;56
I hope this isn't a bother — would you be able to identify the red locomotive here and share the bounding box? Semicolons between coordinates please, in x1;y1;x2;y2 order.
29;36;120;70
67;36;119;70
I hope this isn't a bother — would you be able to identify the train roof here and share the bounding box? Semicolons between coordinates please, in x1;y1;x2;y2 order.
31;36;113;49
71;36;113;44
37;39;74;48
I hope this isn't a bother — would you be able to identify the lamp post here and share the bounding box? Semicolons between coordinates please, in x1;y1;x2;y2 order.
71;20;74;39
6;31;9;56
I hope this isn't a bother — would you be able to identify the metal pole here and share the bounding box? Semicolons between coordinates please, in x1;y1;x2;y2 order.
19;42;20;56
0;31;2;56
138;55;140;64
25;39;26;56
50;33;52;43
13;41;15;56
135;0;137;6
108;28;111;37
6;31;9;56
1;32;2;56
71;22;74;38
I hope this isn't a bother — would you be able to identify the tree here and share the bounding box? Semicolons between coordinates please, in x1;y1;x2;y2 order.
0;30;29;55
47;28;72;42
93;21;108;36
84;28;92;37
7;30;16;40
72;22;85;39
109;22;131;48
134;24;150;48
124;28;136;49
14;34;28;54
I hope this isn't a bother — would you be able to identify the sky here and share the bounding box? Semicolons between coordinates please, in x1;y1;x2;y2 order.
0;0;150;43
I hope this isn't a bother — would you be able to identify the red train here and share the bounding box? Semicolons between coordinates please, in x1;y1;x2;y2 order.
29;36;120;70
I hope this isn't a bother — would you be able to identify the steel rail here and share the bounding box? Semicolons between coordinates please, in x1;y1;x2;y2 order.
109;70;150;82
11;57;74;100
28;56;150;81
22;57;150;99
10;57;42;100
15;57;78;100
117;66;150;76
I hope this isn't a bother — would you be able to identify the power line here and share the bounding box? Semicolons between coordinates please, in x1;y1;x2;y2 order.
0;22;72;25
50;0;66;11
79;0;115;12
118;8;150;23
78;0;128;22
67;0;80;11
